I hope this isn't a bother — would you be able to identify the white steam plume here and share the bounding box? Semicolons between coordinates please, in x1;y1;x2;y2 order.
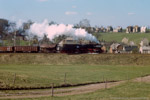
16;19;24;29
29;20;99;43
8;19;25;33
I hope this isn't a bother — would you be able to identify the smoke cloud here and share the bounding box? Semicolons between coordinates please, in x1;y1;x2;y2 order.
29;20;99;43
16;19;24;29
8;19;25;33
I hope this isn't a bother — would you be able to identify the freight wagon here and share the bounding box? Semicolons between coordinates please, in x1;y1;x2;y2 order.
14;46;39;53
40;44;57;53
0;46;13;53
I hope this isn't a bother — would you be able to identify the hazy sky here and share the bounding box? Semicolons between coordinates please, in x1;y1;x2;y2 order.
0;0;149;27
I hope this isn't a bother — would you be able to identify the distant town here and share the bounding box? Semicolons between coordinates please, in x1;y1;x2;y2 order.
77;25;148;34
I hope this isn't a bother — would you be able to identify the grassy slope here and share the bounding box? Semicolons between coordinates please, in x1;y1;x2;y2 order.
0;53;150;65
98;33;150;44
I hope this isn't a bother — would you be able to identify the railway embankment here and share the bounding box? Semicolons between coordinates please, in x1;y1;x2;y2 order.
0;53;150;65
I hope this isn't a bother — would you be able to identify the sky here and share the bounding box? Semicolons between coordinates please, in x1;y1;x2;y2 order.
0;0;150;28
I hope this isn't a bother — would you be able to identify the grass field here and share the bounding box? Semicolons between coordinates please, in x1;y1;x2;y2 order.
98;33;150;44
3;82;150;100
0;64;150;88
0;53;150;100
0;53;150;88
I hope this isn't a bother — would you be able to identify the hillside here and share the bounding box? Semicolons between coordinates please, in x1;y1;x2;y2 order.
98;33;150;44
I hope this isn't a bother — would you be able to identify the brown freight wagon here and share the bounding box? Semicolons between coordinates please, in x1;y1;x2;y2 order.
40;44;57;53
14;46;39;53
0;46;13;53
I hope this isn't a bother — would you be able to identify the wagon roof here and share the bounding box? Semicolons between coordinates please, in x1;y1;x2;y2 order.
40;44;56;48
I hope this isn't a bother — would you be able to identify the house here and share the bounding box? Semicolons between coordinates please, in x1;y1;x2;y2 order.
123;46;138;53
113;26;122;33
140;46;150;54
133;25;140;33
100;27;106;33
101;45;107;53
126;26;146;33
122;37;129;45
126;26;133;33
85;27;96;33
140;38;149;46
100;41;112;53
141;26;147;33
107;26;113;32
109;43;123;53
129;41;136;46
95;27;101;33
139;38;150;54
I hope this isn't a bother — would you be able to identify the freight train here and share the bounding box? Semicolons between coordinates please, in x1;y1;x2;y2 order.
0;38;104;54
0;44;103;54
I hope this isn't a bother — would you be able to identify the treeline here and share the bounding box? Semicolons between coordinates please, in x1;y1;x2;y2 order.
0;19;67;46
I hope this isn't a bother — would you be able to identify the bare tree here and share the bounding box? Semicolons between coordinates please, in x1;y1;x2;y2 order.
79;19;91;28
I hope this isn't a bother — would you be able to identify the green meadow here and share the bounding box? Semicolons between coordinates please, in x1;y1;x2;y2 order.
0;64;150;88
0;53;150;100
4;82;150;100
98;33;150;44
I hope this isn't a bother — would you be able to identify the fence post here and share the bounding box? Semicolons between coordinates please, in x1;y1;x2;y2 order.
127;74;129;82
64;73;67;84
13;73;16;86
51;83;54;97
105;78;107;89
103;75;104;83
141;72;143;83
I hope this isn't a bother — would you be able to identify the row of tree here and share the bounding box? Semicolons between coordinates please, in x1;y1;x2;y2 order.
0;18;92;46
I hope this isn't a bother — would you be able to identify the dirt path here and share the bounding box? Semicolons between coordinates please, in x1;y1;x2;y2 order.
0;75;150;99
134;75;150;82
0;81;125;99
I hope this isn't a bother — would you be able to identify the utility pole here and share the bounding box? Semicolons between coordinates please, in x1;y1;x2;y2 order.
28;34;31;46
13;30;16;46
